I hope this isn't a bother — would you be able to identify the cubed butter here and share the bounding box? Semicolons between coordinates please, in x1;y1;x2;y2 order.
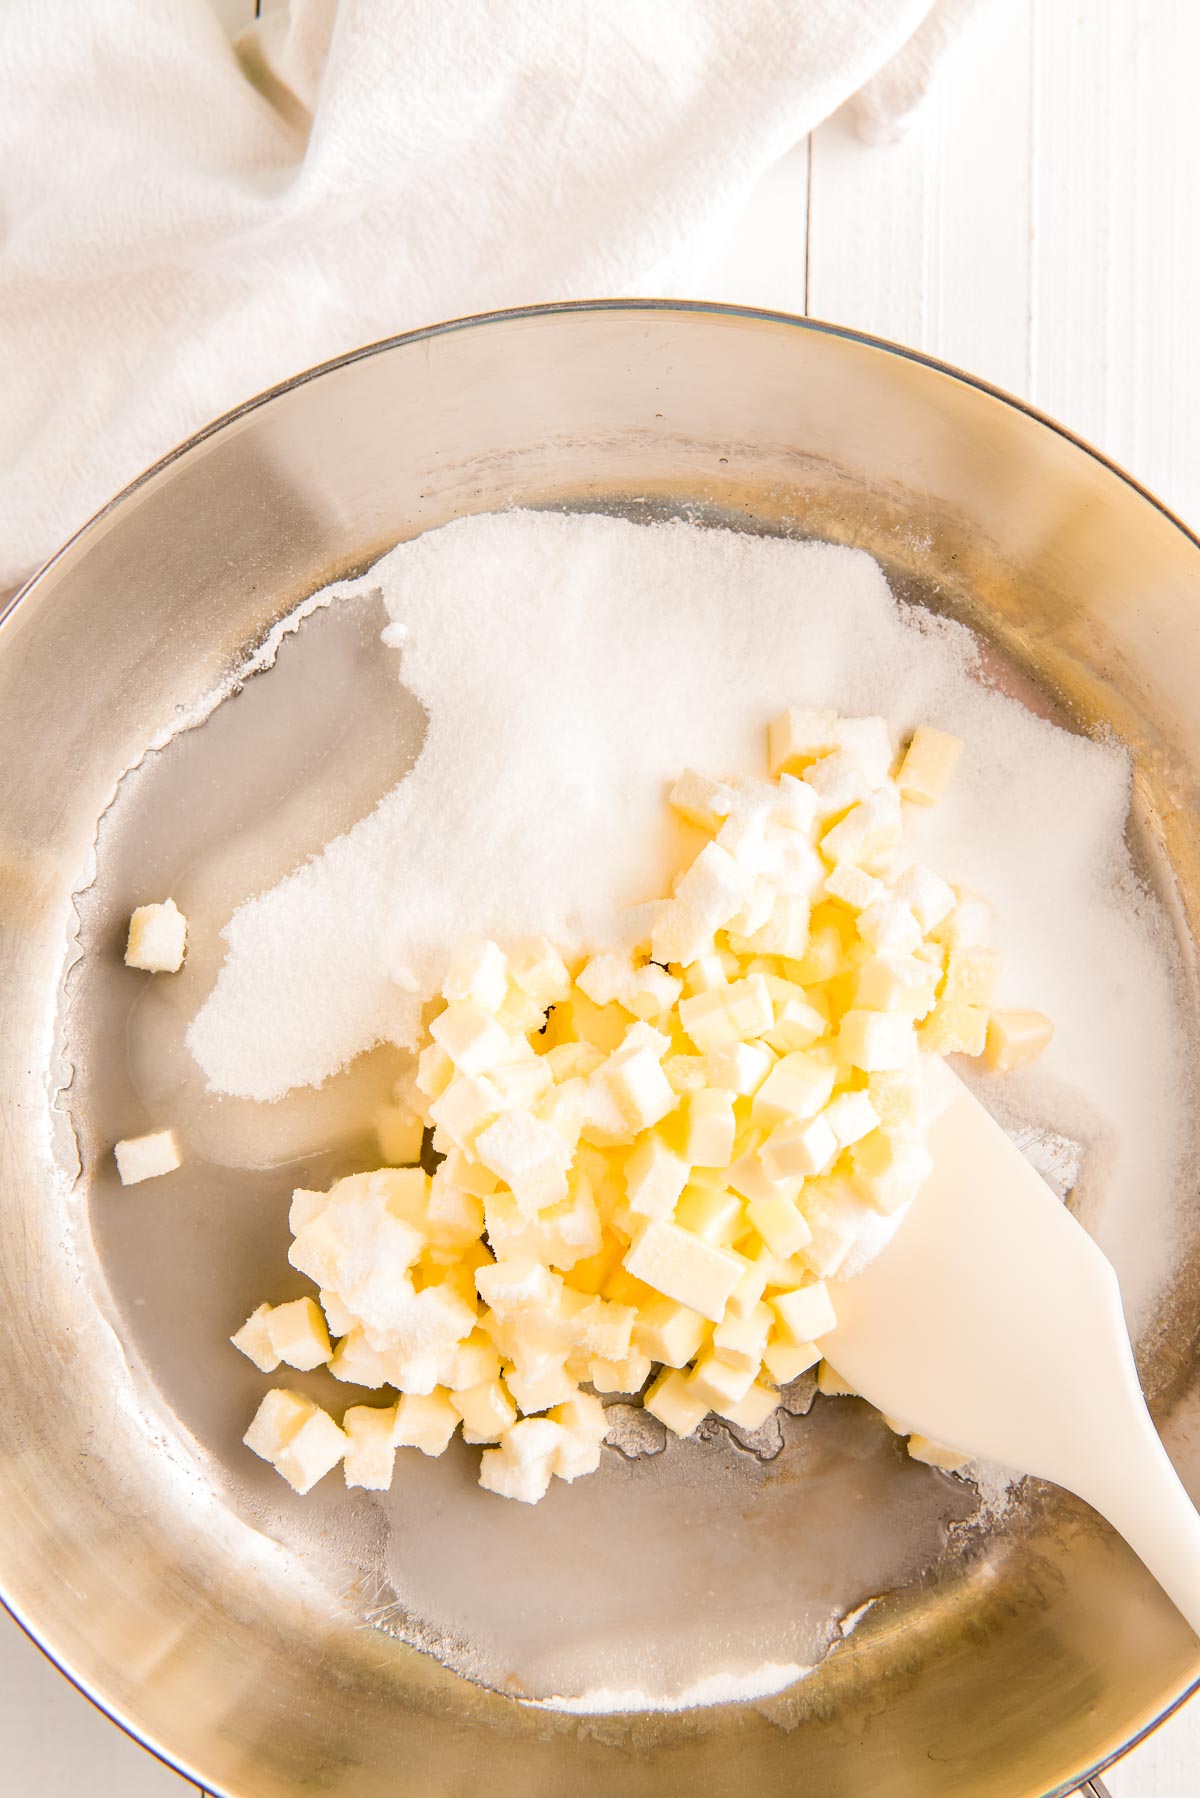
114;1128;181;1185
623;1219;744;1322
343;1403;400;1490
897;726;962;806
985;1008;1054;1072
125;898;188;973
230;1303;281;1372
264;1296;333;1372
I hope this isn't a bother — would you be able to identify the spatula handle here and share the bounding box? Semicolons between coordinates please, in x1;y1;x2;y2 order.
1077;1399;1200;1640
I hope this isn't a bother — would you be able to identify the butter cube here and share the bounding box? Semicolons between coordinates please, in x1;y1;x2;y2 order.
726;1143;792;1206
545;1041;605;1084
851;1127;933;1214
675;842;756;933
723;974;775;1039
475;1109;572;1213
264;1297;333;1372
478;1417;565;1502
931;888;994;949
589;1349;653;1393
416;1043;454;1100
677;988;737;1052
688;1350;756;1410
768;707;840;777
985;1008;1054;1072
867;1067;924;1129
430;1001;514;1075
732;891;812;958
274;1406;349;1495
343;1403;400;1490
663;1052;709;1095
230;1303;281;1372
706;1041;775;1097
773;1280;837;1342
751;1049;836;1126
943;946;1001;1006
747;1191;813;1260
675;1186;743;1247
683;1088;737;1166
669;768;733;831
623;1219;744;1322
823;1090;881;1150
509;937;573;1008
633;1295;712;1367
839;1009;917;1072
377;1105;425;1165
124;898;188;972
787;918;846;985
318;1287;355;1338
394;1389;459;1455
825;863;885;912
496;983;551;1037
683;953;730;995
857;896;922;957
475;1258;562;1319
244;1388;315;1462
449;1373;518;1445
855;954;939;1017
908;1434;969;1471
549;1392;609;1481
425;1173;486;1249
762;1335;821;1384
443;939;508;1012
893;863;956;933
289;1188;327;1232
713;1299;772;1370
897;726;962;806
725;1261;769;1322
645;1367;711;1437
803;750;874;814
114;1128;181;1185
490;1057;555;1110
821;787;902;867
817;1360;857;1398
918;995;989;1057
625;1131;690;1219
329;1327;391;1388
505;1359;577;1416
719;1381;780;1431
765;995;826;1054
761;1114;837;1181
428;1072;503;1148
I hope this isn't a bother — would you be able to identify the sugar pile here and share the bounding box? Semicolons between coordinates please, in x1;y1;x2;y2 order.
187;510;1191;1327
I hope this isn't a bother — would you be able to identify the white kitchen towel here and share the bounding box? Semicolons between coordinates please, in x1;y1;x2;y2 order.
0;0;980;587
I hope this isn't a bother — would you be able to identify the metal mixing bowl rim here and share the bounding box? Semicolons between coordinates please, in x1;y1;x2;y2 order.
3;295;1197;1797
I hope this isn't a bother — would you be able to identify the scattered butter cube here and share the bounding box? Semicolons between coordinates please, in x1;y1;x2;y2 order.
688;1349;756;1410
682;1087;737;1167
509;937;572;1008
718;1380;780;1431
114;1128;181;1186
343;1403;400;1490
394;1389;460;1456
589;1349;653;1393
645;1367;711;1437
839;1009;917;1072
264;1296;332;1372
985;1008;1054;1073
816;1360;857;1398
274;1406;349;1496
452;1378;519;1443
669;768;732;831
478;1417;564;1503
907;1433;969;1472
897;726;962;806
751;1049;836;1127
230;1303;281;1373
124;898;188;973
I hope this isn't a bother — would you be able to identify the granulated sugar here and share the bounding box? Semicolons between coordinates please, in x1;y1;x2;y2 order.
187;510;1191;1327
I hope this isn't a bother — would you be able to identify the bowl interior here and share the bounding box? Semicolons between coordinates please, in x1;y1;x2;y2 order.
2;302;1200;1797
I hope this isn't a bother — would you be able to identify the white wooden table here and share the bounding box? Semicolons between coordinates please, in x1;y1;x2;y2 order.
4;0;1198;1791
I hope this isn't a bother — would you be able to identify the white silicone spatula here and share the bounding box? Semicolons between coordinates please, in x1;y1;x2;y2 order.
824;1072;1200;1636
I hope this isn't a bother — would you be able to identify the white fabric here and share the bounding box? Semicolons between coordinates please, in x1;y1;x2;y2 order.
0;0;977;587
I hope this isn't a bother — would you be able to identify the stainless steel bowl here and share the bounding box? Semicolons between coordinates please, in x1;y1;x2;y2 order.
3;300;1200;1797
